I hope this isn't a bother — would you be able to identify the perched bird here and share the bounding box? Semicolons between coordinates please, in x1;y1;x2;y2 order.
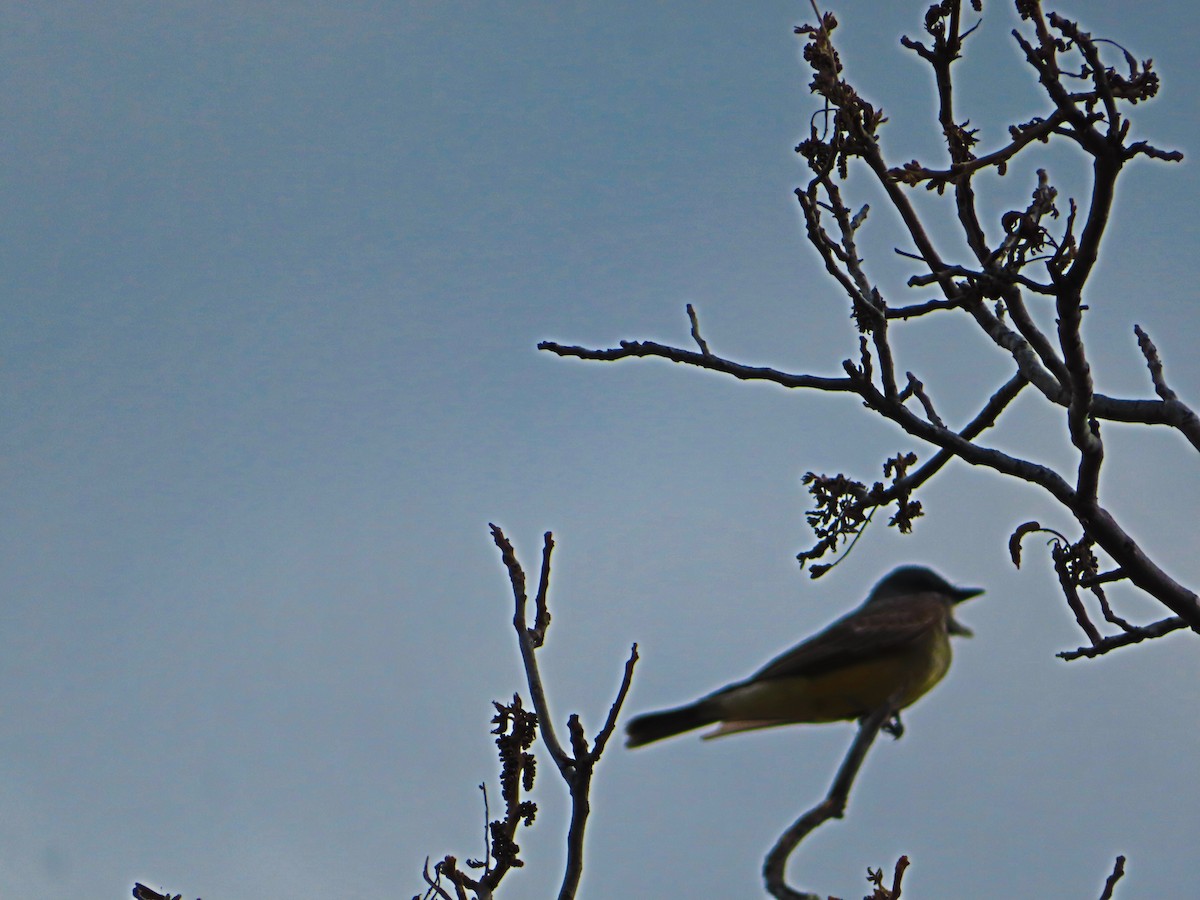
625;565;982;748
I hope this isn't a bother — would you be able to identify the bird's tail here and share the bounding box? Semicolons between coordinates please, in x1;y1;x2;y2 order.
625;700;718;748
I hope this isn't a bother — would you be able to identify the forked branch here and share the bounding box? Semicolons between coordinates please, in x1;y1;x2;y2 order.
540;0;1200;649
417;529;638;900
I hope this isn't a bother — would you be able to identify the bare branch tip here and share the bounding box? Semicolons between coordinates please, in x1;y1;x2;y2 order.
1099;855;1126;900
686;303;712;356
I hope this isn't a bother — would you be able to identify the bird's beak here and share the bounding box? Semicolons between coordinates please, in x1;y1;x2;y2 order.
948;585;982;637
952;585;984;604
947;616;974;637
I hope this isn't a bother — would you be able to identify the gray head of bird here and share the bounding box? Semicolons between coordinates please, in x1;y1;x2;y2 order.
867;565;984;636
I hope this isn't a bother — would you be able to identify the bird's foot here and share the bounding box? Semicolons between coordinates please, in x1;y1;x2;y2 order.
882;712;904;740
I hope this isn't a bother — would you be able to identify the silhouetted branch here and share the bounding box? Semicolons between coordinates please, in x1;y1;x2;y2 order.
686;303;712;356
1058;616;1188;661
488;525;638;900
1098;855;1127;900
538;338;855;394
540;0;1200;645
132;885;189;900
1134;325;1200;449
417;529;638;900
888;111;1069;187
763;700;900;899
867;856;911;900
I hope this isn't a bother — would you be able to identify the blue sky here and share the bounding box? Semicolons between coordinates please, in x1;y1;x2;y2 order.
3;2;1199;897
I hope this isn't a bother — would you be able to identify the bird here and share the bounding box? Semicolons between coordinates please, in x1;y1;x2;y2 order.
625;565;982;748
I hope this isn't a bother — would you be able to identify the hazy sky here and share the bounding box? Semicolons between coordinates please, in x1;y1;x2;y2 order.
4;2;1199;898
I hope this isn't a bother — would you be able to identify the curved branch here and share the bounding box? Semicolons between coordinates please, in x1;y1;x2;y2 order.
763;701;899;900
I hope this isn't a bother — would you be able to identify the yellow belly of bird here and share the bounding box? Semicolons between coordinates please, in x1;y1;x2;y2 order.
713;630;951;725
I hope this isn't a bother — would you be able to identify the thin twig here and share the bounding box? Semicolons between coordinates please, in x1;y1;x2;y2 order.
686;303;712;356
479;783;491;879
1058;616;1188;660
531;532;553;646
905;372;945;428
490;524;571;770
1092;583;1134;632
1133;325;1177;402
559;642;639;899
487;525;639;900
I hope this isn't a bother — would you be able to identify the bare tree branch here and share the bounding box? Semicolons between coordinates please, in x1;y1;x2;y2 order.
763;700;901;899
540;0;1200;646
419;529;638;900
687;302;712;356
1059;616;1188;661
538;338;856;393
493;527;571;771
1098;855;1127;900
417;5;1195;899
1134;324;1176;402
488;525;639;900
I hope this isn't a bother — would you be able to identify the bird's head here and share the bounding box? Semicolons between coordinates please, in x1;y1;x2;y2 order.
867;565;984;636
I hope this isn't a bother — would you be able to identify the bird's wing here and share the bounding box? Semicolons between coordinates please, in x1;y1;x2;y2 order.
737;593;946;683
